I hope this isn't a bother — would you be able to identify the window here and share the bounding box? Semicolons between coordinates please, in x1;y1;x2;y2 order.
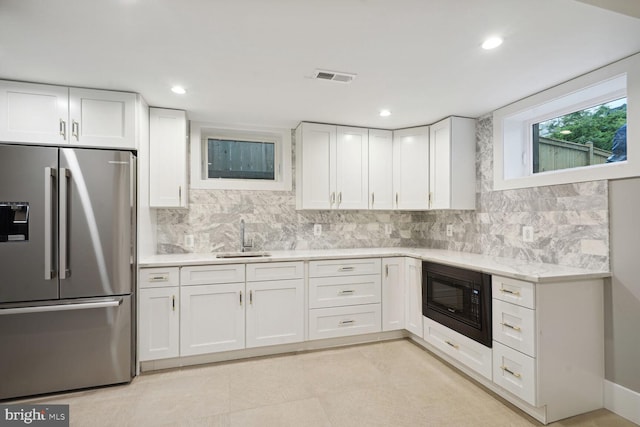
190;122;292;191
206;138;275;180
532;97;627;173
493;52;640;190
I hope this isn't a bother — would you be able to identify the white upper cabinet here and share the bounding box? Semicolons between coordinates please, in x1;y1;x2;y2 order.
0;80;137;149
429;117;476;210
296;122;369;210
0;81;68;145
68;88;136;149
393;126;430;210
149;108;188;208
368;129;394;210
297;122;334;209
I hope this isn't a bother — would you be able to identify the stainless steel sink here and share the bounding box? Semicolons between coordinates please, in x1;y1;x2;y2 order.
215;251;271;259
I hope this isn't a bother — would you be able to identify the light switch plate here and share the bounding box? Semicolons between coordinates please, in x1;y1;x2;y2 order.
446;224;453;237
184;234;194;248
522;226;534;242
313;224;322;236
385;224;392;235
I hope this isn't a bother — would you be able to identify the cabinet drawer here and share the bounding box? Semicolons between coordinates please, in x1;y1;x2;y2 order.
492;275;535;309
493;341;537;406
309;258;381;278
308;304;381;340
181;264;245;285
423;317;492;380
493;299;536;357
139;267;180;288
246;261;304;282
309;275;381;309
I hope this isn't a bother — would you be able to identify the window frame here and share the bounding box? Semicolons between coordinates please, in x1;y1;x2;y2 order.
493;53;640;191
190;121;292;191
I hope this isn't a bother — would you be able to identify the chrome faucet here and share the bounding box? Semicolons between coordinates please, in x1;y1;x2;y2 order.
240;219;253;252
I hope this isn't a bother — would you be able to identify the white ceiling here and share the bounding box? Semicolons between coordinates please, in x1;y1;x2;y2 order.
1;0;640;129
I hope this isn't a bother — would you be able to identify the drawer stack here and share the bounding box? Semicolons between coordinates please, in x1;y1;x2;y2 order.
308;258;382;340
491;275;537;405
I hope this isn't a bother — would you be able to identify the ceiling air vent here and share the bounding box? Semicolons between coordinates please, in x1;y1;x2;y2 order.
313;69;357;84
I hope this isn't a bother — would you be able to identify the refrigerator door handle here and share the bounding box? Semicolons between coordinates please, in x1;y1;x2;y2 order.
44;167;55;280
0;298;123;316
59;168;70;279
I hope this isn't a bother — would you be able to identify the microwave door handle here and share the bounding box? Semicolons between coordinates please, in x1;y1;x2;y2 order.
59;168;70;279
44;167;55;280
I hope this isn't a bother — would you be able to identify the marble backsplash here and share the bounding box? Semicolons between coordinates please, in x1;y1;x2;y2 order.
155;115;609;271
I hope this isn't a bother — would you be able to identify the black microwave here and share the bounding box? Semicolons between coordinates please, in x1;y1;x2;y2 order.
422;262;492;347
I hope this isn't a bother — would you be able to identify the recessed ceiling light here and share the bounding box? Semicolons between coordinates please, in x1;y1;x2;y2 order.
379;109;391;117
171;86;186;94
482;36;503;50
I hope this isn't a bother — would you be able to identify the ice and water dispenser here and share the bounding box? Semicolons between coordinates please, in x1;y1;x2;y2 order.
0;202;29;242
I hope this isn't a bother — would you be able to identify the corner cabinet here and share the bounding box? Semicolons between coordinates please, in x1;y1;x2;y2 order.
368;129;394;210
0;80;138;149
392;126;430;210
296;122;369;210
429;117;476;210
149;108;188;208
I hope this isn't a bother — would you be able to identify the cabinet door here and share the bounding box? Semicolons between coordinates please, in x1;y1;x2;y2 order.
245;279;304;348
139;287;179;361
429;119;452;209
69;88;136;149
336;126;368;209
368;129;394;210
180;283;245;356
149;108;187;208
430;117;476;210
382;257;405;331
299;123;335;209
404;257;423;336
0;81;68;145
393;127;429;210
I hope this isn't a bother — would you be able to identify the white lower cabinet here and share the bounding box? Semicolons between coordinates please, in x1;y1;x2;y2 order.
138;267;180;361
493;340;536;405
309;304;382;340
308;258;382;340
423;317;492;380
245;277;304;348
180;283;245;356
382;257;405;331
404;258;423;337
179;262;305;357
139;287;179;361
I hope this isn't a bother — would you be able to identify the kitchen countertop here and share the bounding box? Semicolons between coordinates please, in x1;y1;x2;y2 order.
139;248;610;283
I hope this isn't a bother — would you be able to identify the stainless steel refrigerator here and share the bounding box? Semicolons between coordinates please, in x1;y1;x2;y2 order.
0;144;136;400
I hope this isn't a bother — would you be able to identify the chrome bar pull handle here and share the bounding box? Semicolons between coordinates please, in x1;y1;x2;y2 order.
339;320;354;326
371;192;375;207
239;291;243;306
385;265;389;277
395;192;399;207
72;120;79;141
330;192;336;206
172;296;176;311
445;340;459;349
501;366;522;378
44;167;55;280
500;288;521;296
338;290;354;295
59;168;70;279
59;119;66;139
337;192;342;205
501;322;521;331
179;186;182;205
249;290;253;305
338;266;355;272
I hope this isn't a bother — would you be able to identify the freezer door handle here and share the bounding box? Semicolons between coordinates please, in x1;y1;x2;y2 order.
0;298;123;316
44;167;55;280
59;168;70;279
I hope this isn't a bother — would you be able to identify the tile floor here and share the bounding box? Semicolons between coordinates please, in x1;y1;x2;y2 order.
18;339;637;426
